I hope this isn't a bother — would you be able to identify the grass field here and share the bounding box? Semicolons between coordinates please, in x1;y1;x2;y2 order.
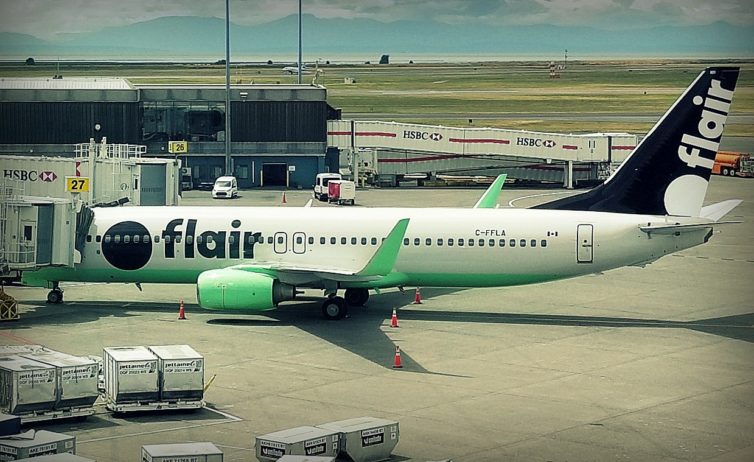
2;59;752;135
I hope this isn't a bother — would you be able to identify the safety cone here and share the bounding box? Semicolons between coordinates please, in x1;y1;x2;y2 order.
413;287;423;304
390;308;399;328
392;345;403;369
281;191;287;204
178;299;186;320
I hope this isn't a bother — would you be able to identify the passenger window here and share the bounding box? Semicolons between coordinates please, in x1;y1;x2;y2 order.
531;239;537;247
371;237;377;245
114;235;121;244
458;238;465;246
437;238;444;246
134;235;140;244
341;237;347;245
448;238;454;246
413;238;419;246
489;239;495;247
124;235;130;244
207;236;214;244
96;235;102;243
175;236;182;243
308;237;314;245
296;236;303;244
278;236;284;244
541;240;547;247
331;237;336;245
520;239;526;247
154;235;160;243
351;237;357;245
164;235;171;244
104;235;111;243
468;239;474;247
425;238;432;246
196;235;203;244
86;235;92;242
186;235;193;245
320;237;326;245
229;236;235;245
478;239;484;247
268;236;273;244
509;239;515;247
361;237;367;245
404;238;409;246
499;239;505;247
144;235;150;243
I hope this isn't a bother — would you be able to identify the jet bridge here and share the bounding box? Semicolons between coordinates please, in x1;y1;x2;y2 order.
328;120;638;187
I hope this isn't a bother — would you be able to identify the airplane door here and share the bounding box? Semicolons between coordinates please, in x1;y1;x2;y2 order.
577;224;594;263
292;232;306;254
274;232;288;254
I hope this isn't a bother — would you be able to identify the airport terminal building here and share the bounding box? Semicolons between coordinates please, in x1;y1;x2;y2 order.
0;77;339;188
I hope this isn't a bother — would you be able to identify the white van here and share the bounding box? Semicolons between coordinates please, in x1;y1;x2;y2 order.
314;173;342;201
212;176;238;199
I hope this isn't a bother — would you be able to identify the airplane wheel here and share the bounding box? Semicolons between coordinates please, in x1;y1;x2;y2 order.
322;296;347;320
47;289;63;304
344;288;369;307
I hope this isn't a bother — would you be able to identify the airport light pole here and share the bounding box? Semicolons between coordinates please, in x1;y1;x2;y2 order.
224;0;232;175
298;0;302;84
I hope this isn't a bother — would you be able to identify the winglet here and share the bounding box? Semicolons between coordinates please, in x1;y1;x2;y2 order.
473;174;507;209
356;218;410;277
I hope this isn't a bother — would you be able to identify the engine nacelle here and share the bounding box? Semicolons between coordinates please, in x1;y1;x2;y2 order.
196;269;296;310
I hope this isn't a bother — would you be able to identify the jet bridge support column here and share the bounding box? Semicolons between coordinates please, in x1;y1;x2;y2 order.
563;160;574;189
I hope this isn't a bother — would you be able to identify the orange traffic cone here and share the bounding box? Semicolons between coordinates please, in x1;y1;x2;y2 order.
390;308;399;328
392;345;403;369
281;191;287;204
413;287;423;304
178;299;186;320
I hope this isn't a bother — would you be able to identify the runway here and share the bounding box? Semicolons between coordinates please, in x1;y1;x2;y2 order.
3;177;753;461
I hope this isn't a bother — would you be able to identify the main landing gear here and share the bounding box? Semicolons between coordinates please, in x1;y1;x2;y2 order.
321;288;370;321
46;282;63;304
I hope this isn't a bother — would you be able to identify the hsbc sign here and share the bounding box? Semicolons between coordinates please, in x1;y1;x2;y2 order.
3;170;58;182
403;130;443;141
516;137;556;148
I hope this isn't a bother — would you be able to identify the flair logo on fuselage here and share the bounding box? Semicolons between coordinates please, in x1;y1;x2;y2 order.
677;78;734;170
101;218;261;271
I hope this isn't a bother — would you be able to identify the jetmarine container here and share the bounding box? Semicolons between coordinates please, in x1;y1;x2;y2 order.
0;356;56;414
141;442;223;462
0;429;76;459
20;351;99;410
103;346;159;403
317;417;399;462
277;456;335;461
147;345;204;401
17;454;94;462
256;426;339;461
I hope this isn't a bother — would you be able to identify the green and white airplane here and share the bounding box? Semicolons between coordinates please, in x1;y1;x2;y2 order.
24;67;742;320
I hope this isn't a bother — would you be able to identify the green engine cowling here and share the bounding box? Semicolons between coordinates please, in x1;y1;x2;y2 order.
196;268;296;310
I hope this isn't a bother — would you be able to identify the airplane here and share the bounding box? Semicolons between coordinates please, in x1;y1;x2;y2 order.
282;64;310;75
23;67;741;321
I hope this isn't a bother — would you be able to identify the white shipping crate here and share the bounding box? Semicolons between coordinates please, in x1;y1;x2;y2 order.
103;347;159;404
0;430;76;460
256;426;339;462
0;356;57;414
141;442;222;462
20;351;99;410
317;417;399;462
148;345;204;401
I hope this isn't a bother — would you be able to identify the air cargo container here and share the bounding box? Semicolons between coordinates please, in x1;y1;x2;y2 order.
256;426;339;462
17;454;94;461
327;180;355;205
147;345;204;401
102;347;159;407
0;430;76;460
317;417;399;462
141;442;222;462
0;356;56;414
20;351;99;410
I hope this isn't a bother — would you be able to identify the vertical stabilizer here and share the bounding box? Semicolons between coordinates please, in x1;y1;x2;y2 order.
535;67;740;216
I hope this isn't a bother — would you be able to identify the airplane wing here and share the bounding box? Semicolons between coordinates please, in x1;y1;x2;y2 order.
473;174;507;209
222;218;409;284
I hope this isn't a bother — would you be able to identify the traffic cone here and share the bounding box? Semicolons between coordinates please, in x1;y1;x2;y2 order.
281;191;287;204
390;308;399;328
392;345;403;369
178;299;186;320
413;287;423;304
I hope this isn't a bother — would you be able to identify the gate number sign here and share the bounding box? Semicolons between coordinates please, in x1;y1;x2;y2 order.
66;176;90;192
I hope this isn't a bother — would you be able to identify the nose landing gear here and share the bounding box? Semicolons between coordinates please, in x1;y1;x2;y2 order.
47;282;64;304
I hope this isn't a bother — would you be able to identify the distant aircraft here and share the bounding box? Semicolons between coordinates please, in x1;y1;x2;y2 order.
24;67;741;320
282;64;310;75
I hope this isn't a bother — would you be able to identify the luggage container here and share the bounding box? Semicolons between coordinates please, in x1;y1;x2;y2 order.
0;345;45;356
18;454;94;462
0;430;76;460
141;442;223;462
20;351;99;410
317;417;399;462
277;457;335;462
256;426;339;462
102;347;159;405
147;345;204;401
0;356;56;414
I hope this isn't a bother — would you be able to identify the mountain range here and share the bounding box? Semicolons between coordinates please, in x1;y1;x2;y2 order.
1;14;752;61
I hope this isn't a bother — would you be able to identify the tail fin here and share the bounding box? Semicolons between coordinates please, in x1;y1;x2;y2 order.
535;67;740;217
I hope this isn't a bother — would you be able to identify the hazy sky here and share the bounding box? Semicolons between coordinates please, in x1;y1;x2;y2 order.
2;0;753;39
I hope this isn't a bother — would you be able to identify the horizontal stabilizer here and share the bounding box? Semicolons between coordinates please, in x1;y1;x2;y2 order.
640;220;739;235
700;199;742;221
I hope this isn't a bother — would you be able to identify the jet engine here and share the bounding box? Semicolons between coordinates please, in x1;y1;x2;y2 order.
196;268;296;310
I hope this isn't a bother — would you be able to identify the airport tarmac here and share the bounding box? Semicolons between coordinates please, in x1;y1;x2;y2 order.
2;177;754;462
